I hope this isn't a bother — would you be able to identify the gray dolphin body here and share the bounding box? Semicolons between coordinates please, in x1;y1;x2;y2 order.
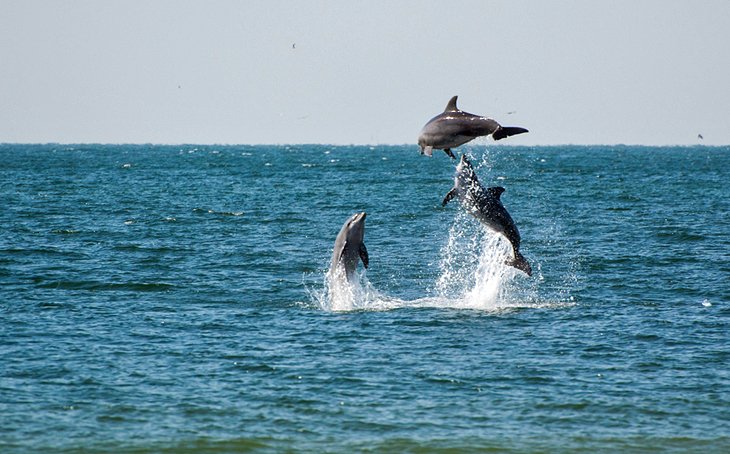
443;155;532;276
418;96;528;159
329;212;369;281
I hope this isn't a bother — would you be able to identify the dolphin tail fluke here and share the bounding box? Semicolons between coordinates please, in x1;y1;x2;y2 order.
506;251;532;276
493;126;529;141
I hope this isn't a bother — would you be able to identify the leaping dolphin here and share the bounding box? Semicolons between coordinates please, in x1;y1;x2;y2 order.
329;212;369;281
443;155;532;276
418;96;529;159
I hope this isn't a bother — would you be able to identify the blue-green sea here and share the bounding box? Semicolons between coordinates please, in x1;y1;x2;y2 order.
1;144;729;452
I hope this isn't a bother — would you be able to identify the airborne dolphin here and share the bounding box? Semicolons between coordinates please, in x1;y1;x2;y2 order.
418;96;528;159
443;155;532;276
329;212;369;281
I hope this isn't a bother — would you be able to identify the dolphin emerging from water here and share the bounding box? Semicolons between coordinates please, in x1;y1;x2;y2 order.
329;212;369;281
443;155;532;276
418;96;529;159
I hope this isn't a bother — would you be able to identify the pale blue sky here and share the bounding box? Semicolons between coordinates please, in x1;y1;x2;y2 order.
2;1;729;145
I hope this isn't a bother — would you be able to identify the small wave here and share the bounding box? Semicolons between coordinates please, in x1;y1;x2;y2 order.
1;247;88;259
36;280;174;292
51;229;81;235
113;243;180;254
192;208;244;217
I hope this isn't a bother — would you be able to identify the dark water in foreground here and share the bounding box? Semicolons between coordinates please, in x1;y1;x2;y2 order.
1;144;729;452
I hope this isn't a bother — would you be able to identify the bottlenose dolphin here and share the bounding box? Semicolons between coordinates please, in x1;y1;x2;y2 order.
443;155;532;276
329;212;369;281
418;96;529;158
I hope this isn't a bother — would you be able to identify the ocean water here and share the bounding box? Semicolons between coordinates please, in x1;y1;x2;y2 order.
1;143;729;452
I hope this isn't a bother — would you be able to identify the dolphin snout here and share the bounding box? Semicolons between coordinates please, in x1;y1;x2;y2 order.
456;154;472;171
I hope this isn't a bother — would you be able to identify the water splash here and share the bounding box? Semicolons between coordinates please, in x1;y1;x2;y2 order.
307;149;573;313
323;266;364;312
433;209;536;310
310;266;397;312
308;210;548;313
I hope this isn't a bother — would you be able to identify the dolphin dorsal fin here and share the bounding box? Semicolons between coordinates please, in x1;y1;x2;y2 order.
444;95;459;112
488;186;506;199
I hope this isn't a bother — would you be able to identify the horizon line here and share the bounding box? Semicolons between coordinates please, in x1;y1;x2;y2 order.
0;141;724;148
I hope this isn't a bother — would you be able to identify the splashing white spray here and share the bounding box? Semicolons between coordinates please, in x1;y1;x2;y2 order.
312;266;397;312
434;208;521;309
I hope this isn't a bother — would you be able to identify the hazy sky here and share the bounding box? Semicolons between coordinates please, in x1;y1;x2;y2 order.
2;1;729;145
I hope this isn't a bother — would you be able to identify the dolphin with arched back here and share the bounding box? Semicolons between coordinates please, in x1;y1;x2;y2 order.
442;154;532;276
418;96;528;159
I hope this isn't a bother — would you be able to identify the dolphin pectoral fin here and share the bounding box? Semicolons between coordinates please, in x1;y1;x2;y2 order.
487;186;506;199
493;126;529;141
335;241;347;265
422;146;434;157
442;187;457;206
444;148;456;159
359;243;369;269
